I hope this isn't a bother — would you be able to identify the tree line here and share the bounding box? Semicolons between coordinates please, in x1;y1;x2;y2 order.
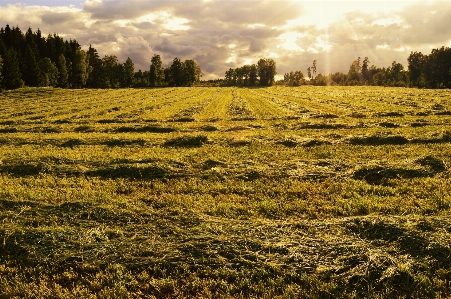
0;25;202;90
282;47;451;88
1;24;450;90
223;58;277;86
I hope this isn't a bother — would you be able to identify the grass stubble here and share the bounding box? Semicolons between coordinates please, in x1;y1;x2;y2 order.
0;86;451;298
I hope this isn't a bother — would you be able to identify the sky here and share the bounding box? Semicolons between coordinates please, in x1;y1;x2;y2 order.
1;0;450;80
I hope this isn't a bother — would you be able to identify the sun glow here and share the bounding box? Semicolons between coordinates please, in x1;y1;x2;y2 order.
288;0;415;29
277;31;305;52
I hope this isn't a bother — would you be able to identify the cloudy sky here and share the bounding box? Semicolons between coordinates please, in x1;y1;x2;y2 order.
1;0;450;80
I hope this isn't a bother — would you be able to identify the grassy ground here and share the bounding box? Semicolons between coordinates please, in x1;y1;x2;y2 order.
0;86;451;298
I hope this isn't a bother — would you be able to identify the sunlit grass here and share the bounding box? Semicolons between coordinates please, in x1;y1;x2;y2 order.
0;86;451;298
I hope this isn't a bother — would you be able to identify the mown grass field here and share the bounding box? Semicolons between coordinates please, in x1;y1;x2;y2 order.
0;86;451;298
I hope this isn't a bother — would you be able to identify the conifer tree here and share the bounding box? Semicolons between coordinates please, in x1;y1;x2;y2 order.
86;45;103;88
0;54;3;91
23;44;42;87
0;40;23;89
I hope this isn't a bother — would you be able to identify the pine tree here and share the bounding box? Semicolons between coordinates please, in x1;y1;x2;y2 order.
0;54;3;91
0;40;24;90
23;44;43;87
86;45;103;88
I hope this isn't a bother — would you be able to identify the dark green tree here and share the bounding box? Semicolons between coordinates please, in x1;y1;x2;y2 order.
347;58;361;84
23;44;43;87
225;68;235;86
71;49;90;88
38;57;59;87
182;59;201;86
149;54;165;86
122;57;135;87
257;58;276;86
361;57;371;84
0;54;3;91
170;57;184;86
390;61;405;85
249;64;258;85
424;47;451;88
407;51;425;87
86;45;103;88
57;53;69;88
101;55;119;88
0;41;23;90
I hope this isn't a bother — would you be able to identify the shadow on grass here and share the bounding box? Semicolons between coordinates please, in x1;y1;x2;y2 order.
349;135;409;146
346;218;451;268
114;125;177;133
163;135;209;148
0;163;44;176
101;139;146;147
87;165;167;179
352;166;428;185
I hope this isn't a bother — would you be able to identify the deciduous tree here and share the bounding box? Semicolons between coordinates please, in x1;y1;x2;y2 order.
257;58;276;86
57;54;69;88
149;54;165;86
38;57;59;87
122;57;135;87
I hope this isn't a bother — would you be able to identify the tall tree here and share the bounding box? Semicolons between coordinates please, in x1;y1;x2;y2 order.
390;61;405;83
182;59;202;86
312;60;317;79
38;57;59;87
0;54;3;91
122;57;135;87
71;49;90;88
407;51;425;87
57;53;69;88
361;57;371;84
249;64;258;85
86;45;103;88
347;58;361;83
0;47;24;89
225;68;235;85
23;44;42;87
424;47;451;88
257;58;276;86
35;28;47;58
149;54;165;86
170;57;184;86
101;55;119;88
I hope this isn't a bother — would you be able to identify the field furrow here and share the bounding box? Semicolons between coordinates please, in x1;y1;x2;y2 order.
236;88;292;119
226;88;256;120
195;88;234;121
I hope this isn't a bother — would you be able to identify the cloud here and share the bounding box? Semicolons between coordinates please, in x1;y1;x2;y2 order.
1;0;451;79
